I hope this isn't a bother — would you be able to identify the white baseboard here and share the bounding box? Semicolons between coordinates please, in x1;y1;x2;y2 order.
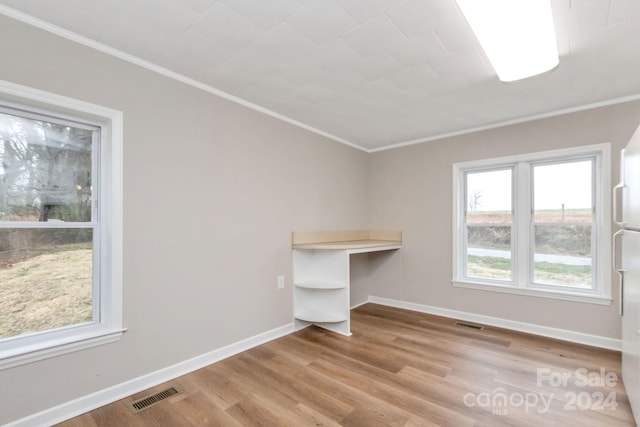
6;323;294;427
350;300;369;310
368;296;622;351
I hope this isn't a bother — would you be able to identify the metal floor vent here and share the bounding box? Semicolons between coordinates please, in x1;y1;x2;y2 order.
129;387;179;413
455;321;483;330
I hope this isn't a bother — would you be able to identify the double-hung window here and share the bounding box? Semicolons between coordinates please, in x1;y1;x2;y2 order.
453;144;611;304
0;80;123;369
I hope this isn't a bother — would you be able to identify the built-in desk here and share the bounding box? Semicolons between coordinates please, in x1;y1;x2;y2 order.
292;230;402;336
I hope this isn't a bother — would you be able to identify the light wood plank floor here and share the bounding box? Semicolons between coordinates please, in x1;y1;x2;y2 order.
57;304;635;426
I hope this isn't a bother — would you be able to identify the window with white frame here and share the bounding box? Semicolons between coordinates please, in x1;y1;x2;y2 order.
0;81;123;369
452;144;611;304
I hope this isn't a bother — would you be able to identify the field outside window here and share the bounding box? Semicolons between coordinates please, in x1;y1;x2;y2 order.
453;144;610;303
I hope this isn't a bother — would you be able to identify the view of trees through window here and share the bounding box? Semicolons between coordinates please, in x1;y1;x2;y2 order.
0;110;96;339
465;168;513;281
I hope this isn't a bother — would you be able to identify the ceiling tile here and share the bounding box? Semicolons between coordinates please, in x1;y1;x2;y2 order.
388;64;439;91
0;0;26;9
386;36;449;68
97;15;174;61
429;49;492;82
569;20;630;55
113;0;201;37
362;78;410;104
252;23;318;62
312;40;363;72
430;17;477;53
4;0;122;40
248;46;295;77
220;0;300;30
423;74;470;97
608;0;640;25
177;0;218;14
341;15;407;57
317;70;363;94
286;0;358;45
293;84;337;104
24;0;122;18
565;0;640;56
158;29;235;69
350;52;402;81
386;0;453;40
552;4;572;56
336;0;404;23
279;58;333;87
211;45;290;86
566;0;611;37
191;2;261;51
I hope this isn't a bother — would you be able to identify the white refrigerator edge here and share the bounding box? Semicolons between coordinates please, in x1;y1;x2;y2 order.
614;123;640;425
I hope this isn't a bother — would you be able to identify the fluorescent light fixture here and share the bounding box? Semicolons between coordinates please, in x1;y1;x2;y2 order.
456;0;559;82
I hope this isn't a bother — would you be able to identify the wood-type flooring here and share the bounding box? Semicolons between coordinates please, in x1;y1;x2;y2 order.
57;303;635;426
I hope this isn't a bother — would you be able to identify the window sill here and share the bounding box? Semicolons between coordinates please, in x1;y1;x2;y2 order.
452;280;612;305
0;327;127;370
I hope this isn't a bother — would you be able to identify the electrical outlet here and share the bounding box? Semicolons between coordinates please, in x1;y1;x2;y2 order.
277;275;285;289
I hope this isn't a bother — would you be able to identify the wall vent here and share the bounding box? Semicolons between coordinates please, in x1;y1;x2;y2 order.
129;387;179;413
455;321;483;330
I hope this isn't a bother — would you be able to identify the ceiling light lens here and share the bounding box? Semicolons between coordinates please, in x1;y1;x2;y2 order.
456;0;559;82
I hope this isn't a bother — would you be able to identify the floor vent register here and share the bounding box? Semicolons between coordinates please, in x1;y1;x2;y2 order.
128;387;179;413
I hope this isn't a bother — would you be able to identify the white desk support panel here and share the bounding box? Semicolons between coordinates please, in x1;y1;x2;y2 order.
291;230;402;336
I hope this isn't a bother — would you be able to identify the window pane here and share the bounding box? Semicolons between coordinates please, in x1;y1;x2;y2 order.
467;225;512;281
533;225;592;288
0;112;94;222
533;160;592;223
0;228;93;339
466;168;512;224
465;169;513;281
533;160;593;289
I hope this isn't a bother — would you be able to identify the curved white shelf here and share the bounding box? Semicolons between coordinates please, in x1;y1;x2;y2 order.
294;281;348;290
294;310;348;323
292;230;402;336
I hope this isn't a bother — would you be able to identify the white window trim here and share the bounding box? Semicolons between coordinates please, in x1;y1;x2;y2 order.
0;79;124;370
452;143;612;305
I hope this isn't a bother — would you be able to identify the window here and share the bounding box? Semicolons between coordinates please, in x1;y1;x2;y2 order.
453;144;611;304
0;80;123;369
465;168;513;281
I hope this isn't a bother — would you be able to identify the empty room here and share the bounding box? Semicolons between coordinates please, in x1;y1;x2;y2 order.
1;0;640;426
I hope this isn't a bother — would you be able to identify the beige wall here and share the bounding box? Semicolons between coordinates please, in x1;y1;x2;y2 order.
0;16;369;424
368;100;640;339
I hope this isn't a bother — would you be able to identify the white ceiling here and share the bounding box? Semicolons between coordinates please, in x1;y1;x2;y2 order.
1;0;640;151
